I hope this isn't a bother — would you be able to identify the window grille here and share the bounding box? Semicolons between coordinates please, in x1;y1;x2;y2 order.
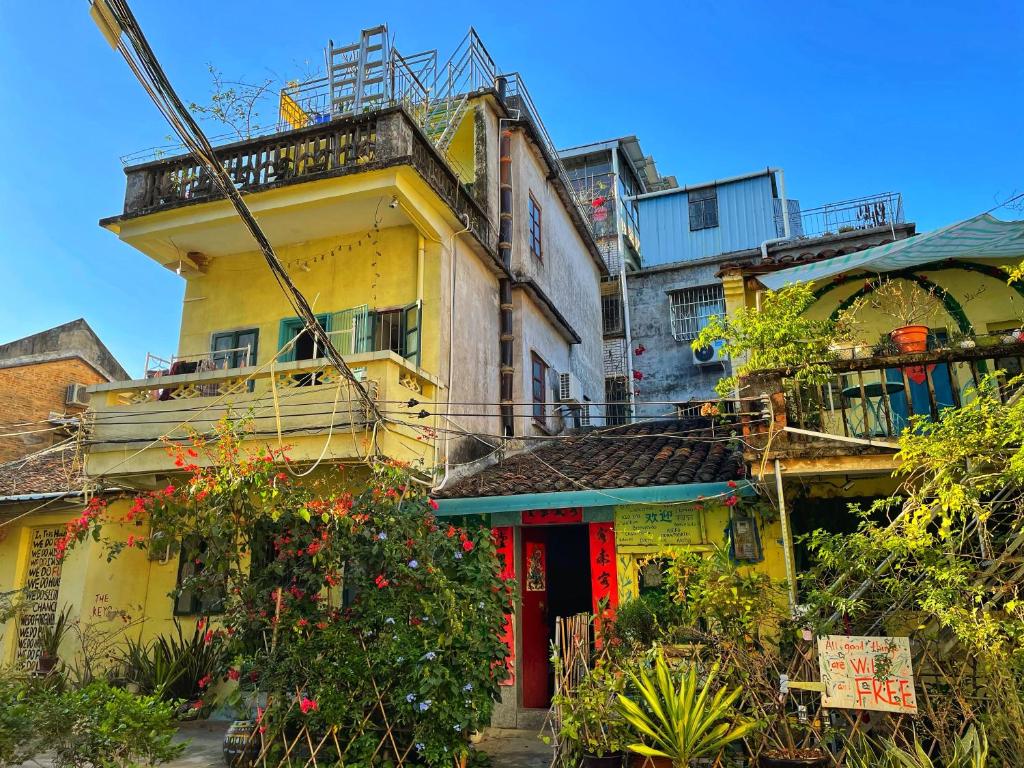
601;292;624;335
669;284;725;342
688;186;719;231
528;193;543;260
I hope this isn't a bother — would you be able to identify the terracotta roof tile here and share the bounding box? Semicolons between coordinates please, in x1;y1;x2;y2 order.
436;418;745;499
0;446;84;498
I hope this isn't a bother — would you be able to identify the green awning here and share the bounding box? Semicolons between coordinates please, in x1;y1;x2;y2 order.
758;213;1024;291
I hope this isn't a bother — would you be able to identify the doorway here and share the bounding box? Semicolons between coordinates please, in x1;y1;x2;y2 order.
520;524;592;709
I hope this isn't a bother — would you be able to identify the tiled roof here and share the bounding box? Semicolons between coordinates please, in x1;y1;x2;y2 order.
436;418;745;499
0;446;85;499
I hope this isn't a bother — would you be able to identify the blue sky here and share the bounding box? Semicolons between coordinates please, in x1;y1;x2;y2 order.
1;0;1021;375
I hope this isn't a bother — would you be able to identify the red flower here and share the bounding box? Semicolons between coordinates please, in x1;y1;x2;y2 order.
462;539;475;552
163;485;175;496
299;697;318;714
227;668;240;681
591;196;606;208
192;700;203;710
446;526;456;538
724;494;739;507
428;498;439;510
204;630;214;645
375;574;390;589
198;674;212;689
727;480;738;488
634;344;646;356
632;370;644;381
126;535;135;548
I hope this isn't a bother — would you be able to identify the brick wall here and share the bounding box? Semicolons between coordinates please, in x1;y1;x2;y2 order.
0;359;107;463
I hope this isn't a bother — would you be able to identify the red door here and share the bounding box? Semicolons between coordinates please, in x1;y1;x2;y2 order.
521;527;549;708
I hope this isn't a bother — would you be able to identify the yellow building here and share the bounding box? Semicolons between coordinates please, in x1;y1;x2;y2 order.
2;29;610;669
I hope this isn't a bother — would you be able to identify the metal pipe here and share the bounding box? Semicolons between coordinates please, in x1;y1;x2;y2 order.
498;128;515;436
774;458;799;612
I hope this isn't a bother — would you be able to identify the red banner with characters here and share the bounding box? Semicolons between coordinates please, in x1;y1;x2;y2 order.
588;522;618;622
522;508;583;525
492;526;515;685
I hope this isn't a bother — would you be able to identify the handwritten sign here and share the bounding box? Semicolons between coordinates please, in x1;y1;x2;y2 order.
818;635;917;714
615;505;703;550
17;527;64;661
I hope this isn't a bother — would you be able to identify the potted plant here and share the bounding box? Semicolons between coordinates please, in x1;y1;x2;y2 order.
554;660;629;768
616;651;755;768
863;278;942;353
37;606;72;674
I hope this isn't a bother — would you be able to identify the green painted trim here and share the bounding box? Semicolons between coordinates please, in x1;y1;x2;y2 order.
278;314;331;363
583;507;615;523
433;481;754;516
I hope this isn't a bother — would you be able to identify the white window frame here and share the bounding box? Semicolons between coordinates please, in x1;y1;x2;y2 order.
669;284;726;342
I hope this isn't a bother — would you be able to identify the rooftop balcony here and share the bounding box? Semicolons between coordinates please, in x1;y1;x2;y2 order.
742;337;1024;466
84;352;443;479
101;107;497;270
780;192;905;241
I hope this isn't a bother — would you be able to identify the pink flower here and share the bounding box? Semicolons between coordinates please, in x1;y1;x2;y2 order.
299;697;318;714
724;495;739;507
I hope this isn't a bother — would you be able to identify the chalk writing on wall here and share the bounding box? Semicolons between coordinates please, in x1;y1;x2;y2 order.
817;635;917;714
615;505;703;550
17;527;64;662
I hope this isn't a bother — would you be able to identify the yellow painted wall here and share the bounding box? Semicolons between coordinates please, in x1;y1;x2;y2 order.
614;502;787;601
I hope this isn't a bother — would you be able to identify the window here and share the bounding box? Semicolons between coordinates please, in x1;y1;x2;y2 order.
528;193;543;261
605;377;629;426
531;352;547;424
601;291;624;336
669;284;726;342
174;539;225;616
211;329;258;369
688;186;718;231
372;309;404;354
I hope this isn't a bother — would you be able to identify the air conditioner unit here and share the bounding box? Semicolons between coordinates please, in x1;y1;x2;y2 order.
558;371;582;403
65;383;90;407
692;339;728;367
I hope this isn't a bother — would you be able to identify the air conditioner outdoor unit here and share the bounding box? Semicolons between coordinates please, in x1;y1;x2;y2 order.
692;339;728;367
65;383;90;407
558;371;582;403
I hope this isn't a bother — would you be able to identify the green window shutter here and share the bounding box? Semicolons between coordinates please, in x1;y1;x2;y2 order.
402;301;421;365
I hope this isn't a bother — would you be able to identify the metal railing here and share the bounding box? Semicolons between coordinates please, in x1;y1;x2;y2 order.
768;342;1024;441
795;192;904;240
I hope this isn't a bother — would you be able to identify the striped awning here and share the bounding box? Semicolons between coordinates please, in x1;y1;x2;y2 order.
758;213;1024;290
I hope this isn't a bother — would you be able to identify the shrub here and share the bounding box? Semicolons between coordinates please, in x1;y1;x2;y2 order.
121;621;226;706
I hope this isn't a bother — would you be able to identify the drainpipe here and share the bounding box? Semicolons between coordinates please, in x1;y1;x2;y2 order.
611;149;637;422
497;127;515;437
758;167;792;262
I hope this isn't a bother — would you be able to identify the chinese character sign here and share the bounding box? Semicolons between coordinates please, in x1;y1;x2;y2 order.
588;522;618;614
492;526;515;685
818;635;917;714
615;504;703;550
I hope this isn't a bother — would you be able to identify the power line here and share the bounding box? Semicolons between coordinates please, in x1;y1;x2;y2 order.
92;0;382;431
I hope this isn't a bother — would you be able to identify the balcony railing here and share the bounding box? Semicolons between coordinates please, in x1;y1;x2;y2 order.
116;108;496;255
84;352;442;477
792;192;905;240
745;340;1024;446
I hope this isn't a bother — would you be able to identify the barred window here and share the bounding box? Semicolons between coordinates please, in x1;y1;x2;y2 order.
601;292;624;335
528;193;543;261
688;186;718;231
669;284;725;341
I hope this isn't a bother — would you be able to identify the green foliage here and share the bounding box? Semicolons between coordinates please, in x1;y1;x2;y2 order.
552;660;630;758
121;621;226;705
692;283;859;398
616;651;755;767
42;681;185;768
39;604;73;657
0;670;47;765
187;65;274;140
662;547;786;639
612;593;676;651
61;421;511;767
845;725;988;768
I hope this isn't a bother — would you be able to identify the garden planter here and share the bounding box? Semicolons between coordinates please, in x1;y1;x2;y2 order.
223;720;259;767
890;325;929;353
627;754;673;768
757;753;828;767
582;752;624;768
36;652;57;674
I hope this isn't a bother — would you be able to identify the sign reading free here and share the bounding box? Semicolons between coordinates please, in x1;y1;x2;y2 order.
615;504;703;550
818;635;917;714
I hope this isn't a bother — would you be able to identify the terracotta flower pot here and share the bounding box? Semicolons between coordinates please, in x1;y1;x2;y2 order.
627;754;673;768
890;325;929;353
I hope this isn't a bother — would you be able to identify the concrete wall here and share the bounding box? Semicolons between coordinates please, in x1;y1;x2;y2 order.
508;131;605;425
627;259;733;415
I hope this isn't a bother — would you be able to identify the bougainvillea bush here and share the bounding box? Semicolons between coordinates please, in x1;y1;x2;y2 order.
61;420;511;766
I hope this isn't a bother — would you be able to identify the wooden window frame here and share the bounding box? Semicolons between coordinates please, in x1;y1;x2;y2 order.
531;352;547;425
528;193;543;261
